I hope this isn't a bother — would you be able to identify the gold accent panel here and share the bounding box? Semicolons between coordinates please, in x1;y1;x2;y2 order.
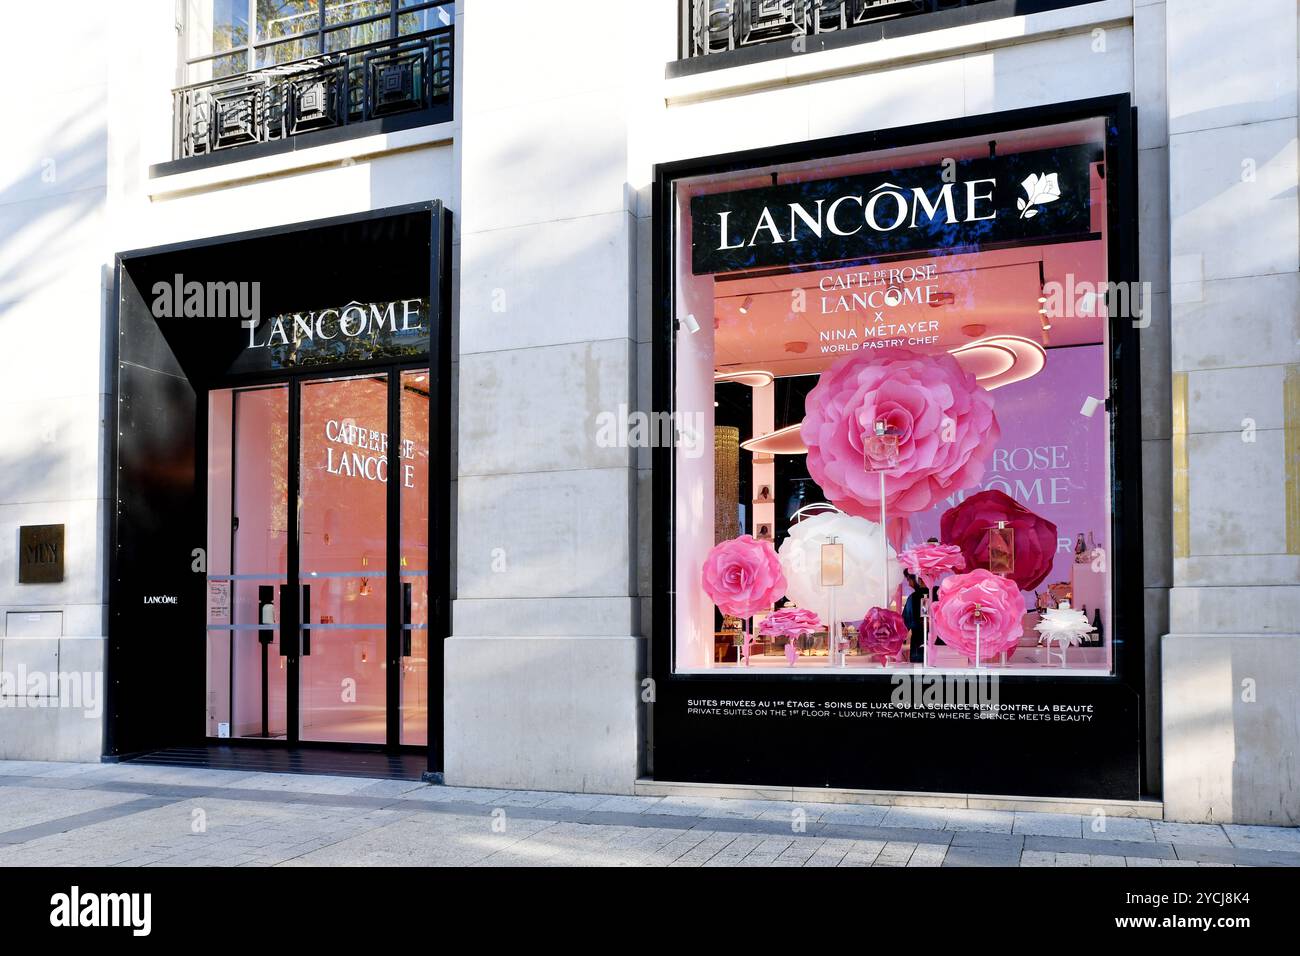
1285;365;1300;554
1172;372;1189;558
714;426;740;544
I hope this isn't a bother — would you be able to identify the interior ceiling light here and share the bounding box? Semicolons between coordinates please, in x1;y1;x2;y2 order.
960;323;987;338
784;341;808;353
740;424;808;456
714;369;774;388
730;336;1048;459
949;335;1047;391
738;295;753;314
928;291;956;307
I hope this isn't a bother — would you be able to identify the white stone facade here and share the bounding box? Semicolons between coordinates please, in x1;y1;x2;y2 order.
0;0;1294;824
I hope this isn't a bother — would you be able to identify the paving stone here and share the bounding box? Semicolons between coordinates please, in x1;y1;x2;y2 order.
1151;820;1231;847
874;841;919;866
880;806;950;830
1222;823;1300;852
944;808;1015;832
1013;812;1084;838
907;843;947;867
1024;835;1175;860
1082;816;1155;842
942;845;1022;867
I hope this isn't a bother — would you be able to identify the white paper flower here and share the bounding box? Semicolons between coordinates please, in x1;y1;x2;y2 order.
1034;601;1094;645
777;511;903;623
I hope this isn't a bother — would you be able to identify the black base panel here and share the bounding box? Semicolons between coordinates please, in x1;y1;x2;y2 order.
654;677;1142;800
125;745;429;781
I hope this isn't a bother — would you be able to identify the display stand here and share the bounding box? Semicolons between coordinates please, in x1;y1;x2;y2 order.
821;538;844;667
864;420;899;669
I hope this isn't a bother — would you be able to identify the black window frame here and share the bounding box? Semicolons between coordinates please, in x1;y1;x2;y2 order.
649;95;1150;800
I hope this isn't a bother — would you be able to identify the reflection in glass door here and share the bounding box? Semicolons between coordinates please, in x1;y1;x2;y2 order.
206;386;289;739
298;374;390;744
399;369;430;746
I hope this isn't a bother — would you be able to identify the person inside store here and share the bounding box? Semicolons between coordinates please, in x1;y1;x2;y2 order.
902;570;930;663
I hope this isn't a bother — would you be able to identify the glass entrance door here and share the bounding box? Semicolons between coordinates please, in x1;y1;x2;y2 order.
298;373;390;744
206;385;290;740
206;367;432;749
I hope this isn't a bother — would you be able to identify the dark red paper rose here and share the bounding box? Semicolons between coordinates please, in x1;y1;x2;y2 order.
857;606;909;665
939;489;1057;592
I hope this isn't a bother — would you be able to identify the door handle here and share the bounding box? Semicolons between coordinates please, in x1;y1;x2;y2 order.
301;583;311;656
258;585;275;645
278;583;292;656
402;582;412;656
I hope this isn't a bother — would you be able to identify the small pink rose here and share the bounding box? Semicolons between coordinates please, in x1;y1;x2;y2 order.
931;569;1025;661
759;607;822;639
700;534;787;618
898;543;966;587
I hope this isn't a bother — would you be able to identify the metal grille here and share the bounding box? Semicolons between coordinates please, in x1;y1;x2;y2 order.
686;0;998;57
173;29;451;159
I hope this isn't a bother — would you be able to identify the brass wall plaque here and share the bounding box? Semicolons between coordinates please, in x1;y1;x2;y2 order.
19;524;64;584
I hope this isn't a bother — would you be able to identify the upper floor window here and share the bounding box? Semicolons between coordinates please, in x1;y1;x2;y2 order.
173;1;454;161
680;0;1094;63
183;1;451;82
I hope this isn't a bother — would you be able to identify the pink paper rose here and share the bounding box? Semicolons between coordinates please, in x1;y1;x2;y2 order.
857;606;909;664
931;569;1025;661
801;349;999;518
759;607;822;639
700;534;787;618
898;543;966;587
939;489;1058;592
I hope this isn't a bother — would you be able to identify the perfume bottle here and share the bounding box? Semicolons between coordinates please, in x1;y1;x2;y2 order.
987;521;1015;576
1074;533;1087;563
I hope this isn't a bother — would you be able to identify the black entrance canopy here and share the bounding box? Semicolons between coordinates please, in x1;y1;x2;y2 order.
107;203;450;772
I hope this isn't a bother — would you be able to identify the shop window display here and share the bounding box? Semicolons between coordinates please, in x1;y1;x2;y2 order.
671;118;1115;674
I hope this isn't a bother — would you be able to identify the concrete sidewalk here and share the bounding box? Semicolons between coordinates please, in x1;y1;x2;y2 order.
0;761;1296;867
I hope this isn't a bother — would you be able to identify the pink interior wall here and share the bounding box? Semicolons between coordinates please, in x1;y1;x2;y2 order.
674;194;718;670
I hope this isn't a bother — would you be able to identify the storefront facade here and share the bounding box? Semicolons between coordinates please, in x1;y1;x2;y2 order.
1;0;1297;824
108;206;451;770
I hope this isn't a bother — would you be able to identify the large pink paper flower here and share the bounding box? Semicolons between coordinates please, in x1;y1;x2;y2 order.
857;606;909;664
939;489;1058;592
801;349;999;518
759;607;822;639
700;534;787;618
931;569;1025;661
898;543;966;587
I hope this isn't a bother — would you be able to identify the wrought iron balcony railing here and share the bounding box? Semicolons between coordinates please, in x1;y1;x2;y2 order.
172;28;452;161
684;0;1004;58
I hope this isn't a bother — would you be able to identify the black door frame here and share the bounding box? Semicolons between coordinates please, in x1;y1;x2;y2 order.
107;202;452;777
212;365;431;752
